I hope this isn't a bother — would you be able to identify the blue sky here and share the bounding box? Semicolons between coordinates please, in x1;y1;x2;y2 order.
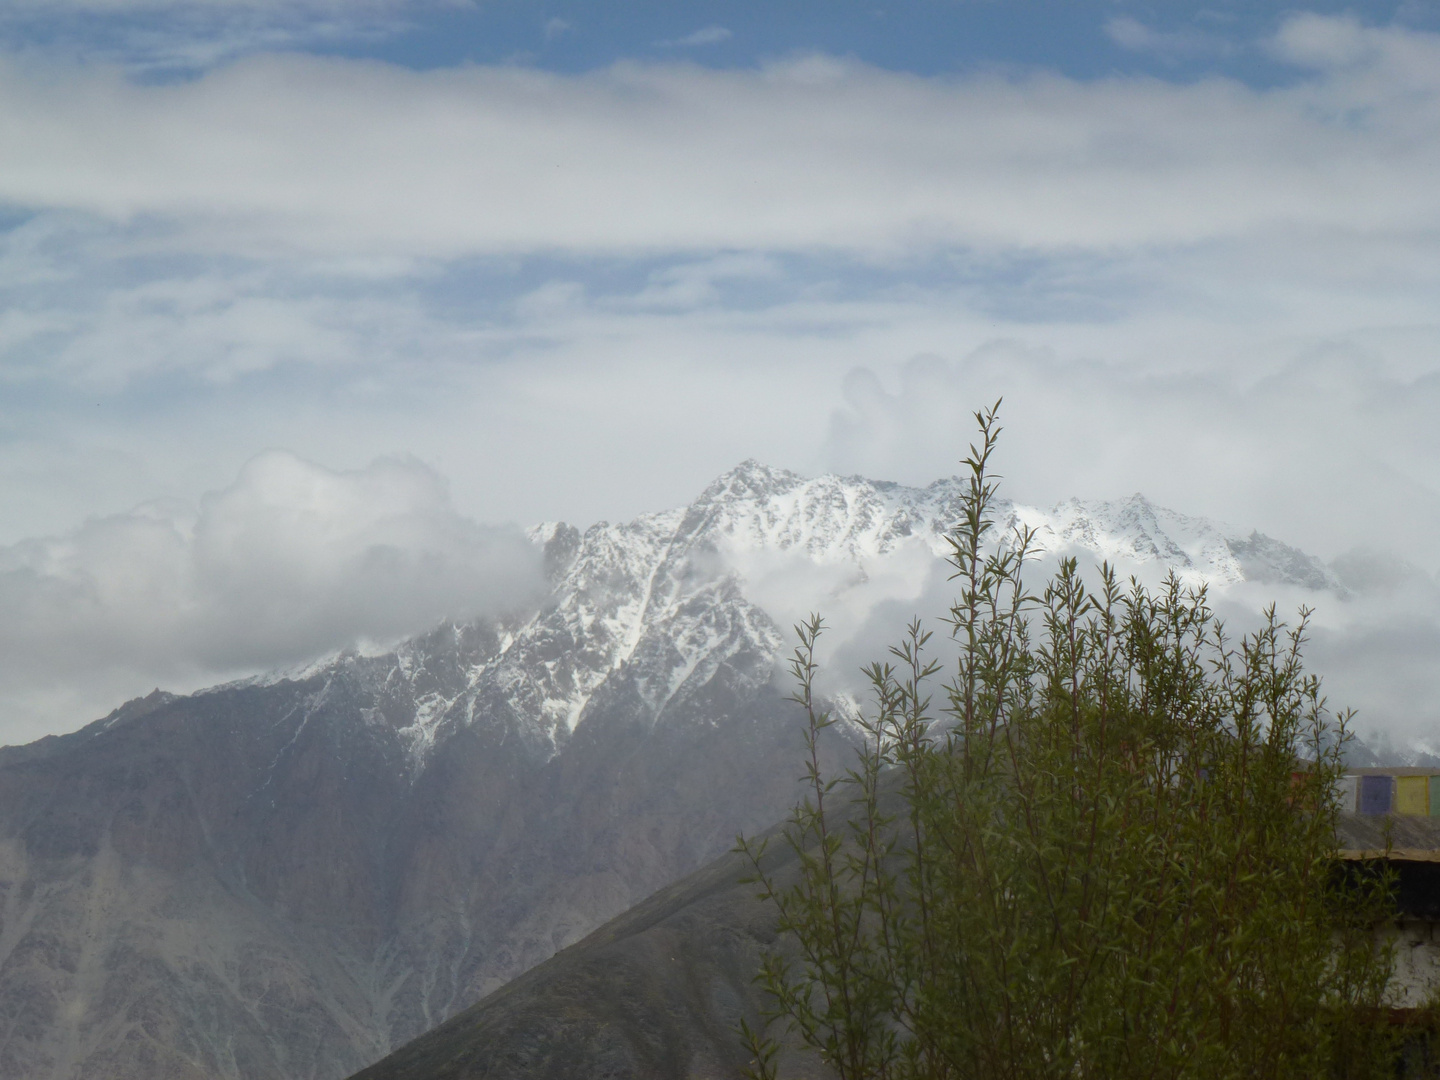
13;1;1438;83
1;0;1440;742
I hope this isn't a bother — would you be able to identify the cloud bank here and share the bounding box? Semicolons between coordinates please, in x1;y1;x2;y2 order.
0;17;1437;258
0;452;544;744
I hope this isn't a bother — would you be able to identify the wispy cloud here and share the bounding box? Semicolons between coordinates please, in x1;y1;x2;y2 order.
0;0;426;74
1104;16;1233;59
656;25;732;48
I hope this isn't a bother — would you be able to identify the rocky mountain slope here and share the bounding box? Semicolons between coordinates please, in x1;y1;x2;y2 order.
0;462;1341;1079
347;797;834;1080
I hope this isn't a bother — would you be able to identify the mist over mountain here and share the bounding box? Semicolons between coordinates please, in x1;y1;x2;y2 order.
0;461;1410;1079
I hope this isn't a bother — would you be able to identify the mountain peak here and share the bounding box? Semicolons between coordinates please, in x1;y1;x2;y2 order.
700;458;804;501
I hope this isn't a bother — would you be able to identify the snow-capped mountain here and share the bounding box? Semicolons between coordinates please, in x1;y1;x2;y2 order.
0;462;1347;1080
300;461;1339;762
278;460;1337;767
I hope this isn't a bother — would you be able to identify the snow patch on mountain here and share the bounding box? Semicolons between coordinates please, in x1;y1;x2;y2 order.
1010;493;1342;593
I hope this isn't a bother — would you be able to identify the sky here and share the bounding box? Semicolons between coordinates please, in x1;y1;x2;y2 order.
2;0;1440;745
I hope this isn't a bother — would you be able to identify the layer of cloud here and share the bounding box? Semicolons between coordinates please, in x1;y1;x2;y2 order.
2;234;1437;562
0;452;544;743
0;15;1437;257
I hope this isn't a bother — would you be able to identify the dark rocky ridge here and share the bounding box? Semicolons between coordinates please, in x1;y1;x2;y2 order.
347;791;838;1080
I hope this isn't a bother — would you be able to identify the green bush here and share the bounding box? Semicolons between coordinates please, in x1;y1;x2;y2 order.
739;403;1397;1080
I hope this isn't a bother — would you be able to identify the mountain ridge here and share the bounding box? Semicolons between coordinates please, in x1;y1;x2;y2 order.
0;460;1365;1080
190;461;1346;770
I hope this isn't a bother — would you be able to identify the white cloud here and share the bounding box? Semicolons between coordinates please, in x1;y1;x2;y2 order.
0;16;1436;258
1104;16;1230;59
821;341;1440;568
622;252;781;309
1271;13;1398;71
0;452;544;743
658;25;732;48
